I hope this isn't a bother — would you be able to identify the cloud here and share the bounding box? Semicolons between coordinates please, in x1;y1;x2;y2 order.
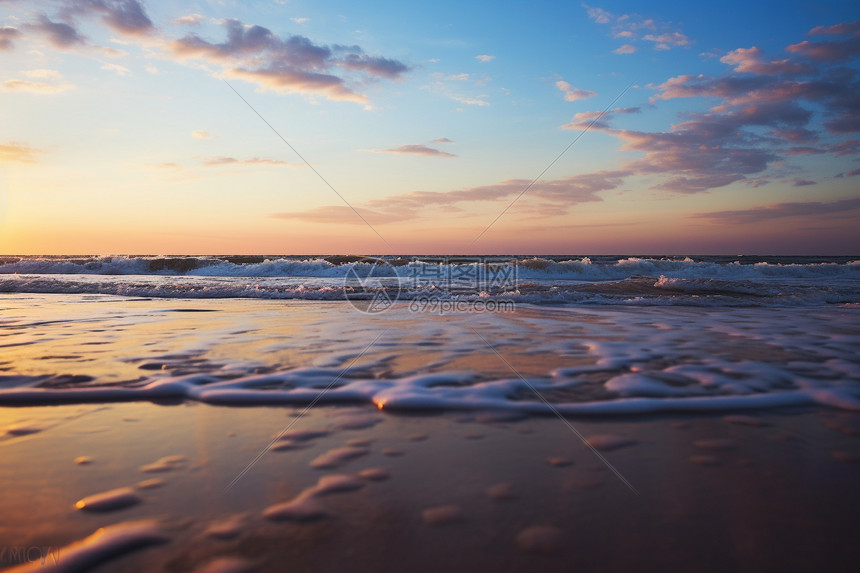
101;63;130;75
291;17;310;25
168;19;409;104
475;54;494;62
271;205;407;225
173;14;205;26
649;28;860;138
563;104;798;193
787;19;860;62
720;47;811;75
693;197;860;224
561;22;860;195
192;130;212;140
450;94;489;106
201;156;293;167
145;63;158;74
2;79;74;94
561;106;640;130
0;142;42;164
337;53;409;79
642;32;690;50
432;138;454;144
786;177;817;186
227;67;368;104
61;0;155;38
583;3;689;51
0;26;20;51
28;15;88;48
23;69;62;79
272;170;627;225
555;80;596;102
366;144;456;158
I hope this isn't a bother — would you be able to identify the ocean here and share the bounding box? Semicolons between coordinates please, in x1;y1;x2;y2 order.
1;254;858;306
1;254;859;572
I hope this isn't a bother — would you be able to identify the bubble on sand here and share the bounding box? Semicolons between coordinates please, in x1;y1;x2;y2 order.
347;438;373;447
548;457;573;468
515;525;564;554
689;455;721;466
193;556;257;573
382;448;404;457
268;440;307;452
723;415;766;427
309;446;369;469
136;478;164;490
359;467;390;481
75;456;93;465
311;474;365;496
276;429;330;442
407;434;428;442
693;438;738;450
263;497;328;522
832;451;860;463
4;424;44;436
204;515;246;540
6;520;169;572
75;487;142;512
422;505;463;525
486;482;517;500
141;455;187;473
585;434;638;451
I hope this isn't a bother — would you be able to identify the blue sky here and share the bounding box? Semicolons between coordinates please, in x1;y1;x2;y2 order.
1;0;858;254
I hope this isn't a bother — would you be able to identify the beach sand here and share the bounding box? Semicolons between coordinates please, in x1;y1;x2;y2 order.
1;295;859;571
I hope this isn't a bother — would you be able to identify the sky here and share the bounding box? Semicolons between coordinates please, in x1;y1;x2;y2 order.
0;0;858;255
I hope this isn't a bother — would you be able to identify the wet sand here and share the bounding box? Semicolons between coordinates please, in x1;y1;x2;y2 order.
1;294;860;571
1;402;860;572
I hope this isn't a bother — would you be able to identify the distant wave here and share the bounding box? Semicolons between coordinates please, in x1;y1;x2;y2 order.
1;255;858;281
1;274;857;307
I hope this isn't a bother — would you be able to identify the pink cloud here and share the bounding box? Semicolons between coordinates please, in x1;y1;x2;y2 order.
693;197;860;224
201;156;294;167
555;80;596;102
0;26;20;51
366;144;456;158
0;142;42;164
583;4;688;52
720;47;811;75
271;170;628;225
169;18;409;104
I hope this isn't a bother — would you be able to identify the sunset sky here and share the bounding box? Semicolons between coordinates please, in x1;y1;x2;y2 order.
1;0;858;254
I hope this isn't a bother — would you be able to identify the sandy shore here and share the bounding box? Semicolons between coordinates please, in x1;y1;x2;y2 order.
1;401;860;572
1;294;859;571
